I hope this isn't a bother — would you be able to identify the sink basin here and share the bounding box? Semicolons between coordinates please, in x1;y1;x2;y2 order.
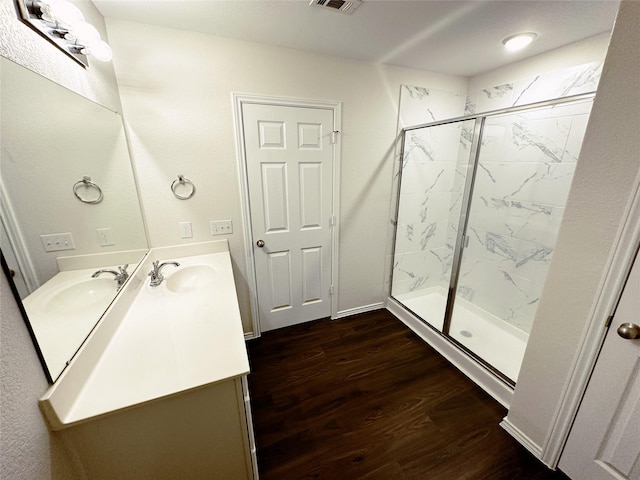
165;265;216;293
46;278;116;314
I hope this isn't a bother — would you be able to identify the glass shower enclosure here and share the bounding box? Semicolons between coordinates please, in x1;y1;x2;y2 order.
390;95;594;384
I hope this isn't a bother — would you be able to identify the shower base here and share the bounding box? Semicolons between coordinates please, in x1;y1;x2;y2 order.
393;288;528;382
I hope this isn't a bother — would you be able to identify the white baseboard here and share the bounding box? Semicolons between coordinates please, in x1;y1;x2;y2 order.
387;297;513;408
243;302;385;338
334;302;385;319
500;418;545;462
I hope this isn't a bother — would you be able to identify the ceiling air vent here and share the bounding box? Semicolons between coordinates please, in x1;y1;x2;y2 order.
309;0;362;15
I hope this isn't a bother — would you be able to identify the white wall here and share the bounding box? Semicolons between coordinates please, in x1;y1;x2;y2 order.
104;18;468;331
508;0;640;448
0;0;120;477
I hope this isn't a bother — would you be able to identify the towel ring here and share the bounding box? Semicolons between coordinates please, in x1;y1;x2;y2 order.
171;174;196;200
73;176;103;204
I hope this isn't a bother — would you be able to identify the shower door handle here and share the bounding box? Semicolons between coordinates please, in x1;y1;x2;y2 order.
617;322;640;340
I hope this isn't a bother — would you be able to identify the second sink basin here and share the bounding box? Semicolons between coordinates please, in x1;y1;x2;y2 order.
165;265;216;293
46;278;116;314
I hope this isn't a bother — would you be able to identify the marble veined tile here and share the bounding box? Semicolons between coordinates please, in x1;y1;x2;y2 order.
473;161;576;207
404;124;466;163
465;96;476;115
455;230;554;332
511;62;602;107
465;229;554;291
394;220;448;255
399;85;466;128
392;246;453;294
468;197;565;248
456;259;538;334
503;116;573;164
396;192;453;226
399;161;456;195
563;113;591;163
475;83;515;114
482;113;582;162
477;124;508;159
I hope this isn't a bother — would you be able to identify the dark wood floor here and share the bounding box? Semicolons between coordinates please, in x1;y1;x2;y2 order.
247;309;570;480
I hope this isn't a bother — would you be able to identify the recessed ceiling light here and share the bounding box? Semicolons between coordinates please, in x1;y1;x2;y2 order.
502;33;537;52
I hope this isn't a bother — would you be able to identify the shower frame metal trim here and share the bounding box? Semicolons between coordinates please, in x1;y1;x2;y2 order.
390;90;596;386
403;91;595;133
442;116;485;337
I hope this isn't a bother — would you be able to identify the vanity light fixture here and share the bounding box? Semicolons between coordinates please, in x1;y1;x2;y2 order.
16;0;113;67
502;32;537;52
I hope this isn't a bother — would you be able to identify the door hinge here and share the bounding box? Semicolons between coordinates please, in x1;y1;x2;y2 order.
331;130;340;145
329;215;336;227
330;285;334;295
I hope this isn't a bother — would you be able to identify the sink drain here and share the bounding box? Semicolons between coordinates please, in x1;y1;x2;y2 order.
459;330;473;338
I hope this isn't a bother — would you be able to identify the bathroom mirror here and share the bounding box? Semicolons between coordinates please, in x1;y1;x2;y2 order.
0;57;148;382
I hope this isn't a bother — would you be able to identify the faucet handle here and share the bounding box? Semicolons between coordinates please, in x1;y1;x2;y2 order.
119;264;129;274
149;261;158;275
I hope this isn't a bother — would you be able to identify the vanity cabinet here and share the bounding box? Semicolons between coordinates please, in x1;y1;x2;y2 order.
39;241;258;479
57;376;257;479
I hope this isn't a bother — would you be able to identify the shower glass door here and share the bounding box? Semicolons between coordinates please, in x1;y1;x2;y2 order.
449;99;593;382
391;119;478;330
391;96;594;384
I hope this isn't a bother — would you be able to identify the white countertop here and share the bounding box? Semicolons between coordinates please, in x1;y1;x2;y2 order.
39;241;250;430
24;266;121;381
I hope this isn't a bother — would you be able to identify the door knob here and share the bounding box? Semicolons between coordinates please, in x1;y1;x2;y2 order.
256;239;265;248
617;322;640;340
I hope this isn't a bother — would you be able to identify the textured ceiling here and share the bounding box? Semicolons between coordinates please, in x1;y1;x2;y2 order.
93;0;620;77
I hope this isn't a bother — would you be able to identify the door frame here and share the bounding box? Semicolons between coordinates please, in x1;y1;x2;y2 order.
540;173;640;467
0;178;39;294
232;93;342;338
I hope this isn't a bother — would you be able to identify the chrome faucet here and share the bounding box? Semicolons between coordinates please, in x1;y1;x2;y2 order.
148;260;180;287
92;264;129;289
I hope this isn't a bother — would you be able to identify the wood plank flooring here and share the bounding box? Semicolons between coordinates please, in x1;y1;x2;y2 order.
247;309;570;480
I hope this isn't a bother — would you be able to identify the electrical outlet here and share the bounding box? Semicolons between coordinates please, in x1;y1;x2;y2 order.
179;221;193;239
96;228;114;246
40;233;75;252
210;220;233;236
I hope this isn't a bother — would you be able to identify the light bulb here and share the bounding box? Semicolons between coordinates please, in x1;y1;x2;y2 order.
65;21;100;44
82;40;113;62
502;33;537;52
41;0;85;26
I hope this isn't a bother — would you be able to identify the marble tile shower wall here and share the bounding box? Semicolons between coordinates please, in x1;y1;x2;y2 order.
456;102;592;333
391;61;600;334
465;61;602;115
390;87;466;297
393;122;466;295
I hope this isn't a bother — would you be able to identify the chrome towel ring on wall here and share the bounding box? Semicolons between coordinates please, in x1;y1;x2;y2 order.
73;176;103;204
171;174;196;200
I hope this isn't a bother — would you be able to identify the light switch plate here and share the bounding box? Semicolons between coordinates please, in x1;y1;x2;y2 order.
41;233;75;252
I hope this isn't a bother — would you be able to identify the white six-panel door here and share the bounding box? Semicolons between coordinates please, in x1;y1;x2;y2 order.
559;248;640;479
242;103;334;332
